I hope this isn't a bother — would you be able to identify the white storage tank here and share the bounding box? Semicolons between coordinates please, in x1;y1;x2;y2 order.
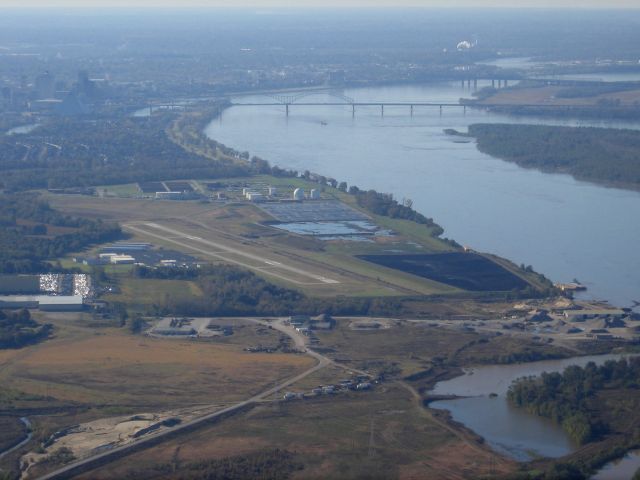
293;188;304;200
310;189;320;200
268;186;277;196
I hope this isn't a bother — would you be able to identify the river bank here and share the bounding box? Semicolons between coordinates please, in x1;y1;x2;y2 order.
429;354;640;473
464;123;640;193
203;83;640;309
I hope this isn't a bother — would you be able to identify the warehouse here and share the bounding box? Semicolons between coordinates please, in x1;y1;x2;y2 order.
0;275;41;294
0;295;84;311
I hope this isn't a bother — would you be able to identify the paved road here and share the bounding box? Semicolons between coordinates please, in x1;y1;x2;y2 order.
124;222;339;286
36;319;335;480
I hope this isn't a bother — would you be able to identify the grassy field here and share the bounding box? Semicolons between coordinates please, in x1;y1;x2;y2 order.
477;85;640;107
313;319;572;379
95;183;140;197
103;278;203;310
0;417;27;453
76;383;515;480
0;314;314;407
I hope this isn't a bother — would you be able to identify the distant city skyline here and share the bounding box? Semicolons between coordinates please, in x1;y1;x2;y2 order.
0;0;638;7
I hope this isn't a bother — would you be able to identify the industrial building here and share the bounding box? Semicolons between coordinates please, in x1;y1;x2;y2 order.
0;275;41;294
102;242;151;252
293;188;305;201
154;191;199;201
0;295;84;311
246;192;265;202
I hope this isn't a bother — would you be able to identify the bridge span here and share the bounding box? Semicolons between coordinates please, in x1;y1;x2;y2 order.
228;100;636;117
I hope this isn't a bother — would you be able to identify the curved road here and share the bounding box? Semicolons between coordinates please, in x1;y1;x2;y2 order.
36;318;351;480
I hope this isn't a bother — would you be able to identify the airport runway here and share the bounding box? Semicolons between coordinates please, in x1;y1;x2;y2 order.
124;221;340;286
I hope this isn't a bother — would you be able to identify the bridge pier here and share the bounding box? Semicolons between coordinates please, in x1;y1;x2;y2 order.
285;104;289;116
504;79;509;87
381;105;384;117
352;104;355;117
439;105;442;116
492;79;495;88
474;79;478;90
410;105;414;117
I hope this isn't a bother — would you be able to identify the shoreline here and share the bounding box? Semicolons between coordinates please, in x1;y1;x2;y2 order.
197;99;639;310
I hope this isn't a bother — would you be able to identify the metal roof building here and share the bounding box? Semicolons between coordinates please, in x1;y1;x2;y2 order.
0;295;84;311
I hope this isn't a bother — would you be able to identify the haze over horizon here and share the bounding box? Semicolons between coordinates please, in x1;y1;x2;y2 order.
0;0;639;8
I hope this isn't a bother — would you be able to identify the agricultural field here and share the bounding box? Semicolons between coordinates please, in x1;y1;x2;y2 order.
356;253;529;292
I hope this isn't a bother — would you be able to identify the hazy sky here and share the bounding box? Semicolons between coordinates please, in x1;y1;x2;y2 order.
0;0;638;7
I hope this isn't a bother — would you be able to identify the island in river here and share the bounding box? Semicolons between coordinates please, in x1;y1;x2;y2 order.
448;124;640;192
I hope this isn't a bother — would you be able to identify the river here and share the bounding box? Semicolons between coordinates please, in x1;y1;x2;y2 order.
204;82;640;309
592;449;640;480
429;354;634;462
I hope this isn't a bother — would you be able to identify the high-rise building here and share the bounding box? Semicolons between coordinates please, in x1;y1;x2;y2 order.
34;71;55;99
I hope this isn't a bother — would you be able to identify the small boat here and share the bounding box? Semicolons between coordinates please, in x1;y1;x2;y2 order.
320;121;328;126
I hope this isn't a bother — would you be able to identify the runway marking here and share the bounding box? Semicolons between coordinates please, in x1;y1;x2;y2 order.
124;222;340;286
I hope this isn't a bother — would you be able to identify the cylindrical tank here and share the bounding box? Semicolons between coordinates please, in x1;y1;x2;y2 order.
293;188;304;200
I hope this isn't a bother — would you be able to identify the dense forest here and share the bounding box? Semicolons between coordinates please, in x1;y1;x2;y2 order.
0;193;120;273
133;265;402;317
507;358;640;445
0;309;52;349
468;124;640;190
0;114;249;191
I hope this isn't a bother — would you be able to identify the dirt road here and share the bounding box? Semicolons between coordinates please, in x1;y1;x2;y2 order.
36;319;334;480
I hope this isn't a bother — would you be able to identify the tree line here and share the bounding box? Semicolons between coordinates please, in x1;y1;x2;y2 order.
507;357;640;445
469;123;640;190
132;264;402;318
0;309;52;349
0;193;121;273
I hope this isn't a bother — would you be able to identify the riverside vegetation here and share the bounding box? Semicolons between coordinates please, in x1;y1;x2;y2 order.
466;124;640;190
508;357;640;446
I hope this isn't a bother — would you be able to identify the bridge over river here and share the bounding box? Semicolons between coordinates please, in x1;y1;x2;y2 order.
229;88;640;116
